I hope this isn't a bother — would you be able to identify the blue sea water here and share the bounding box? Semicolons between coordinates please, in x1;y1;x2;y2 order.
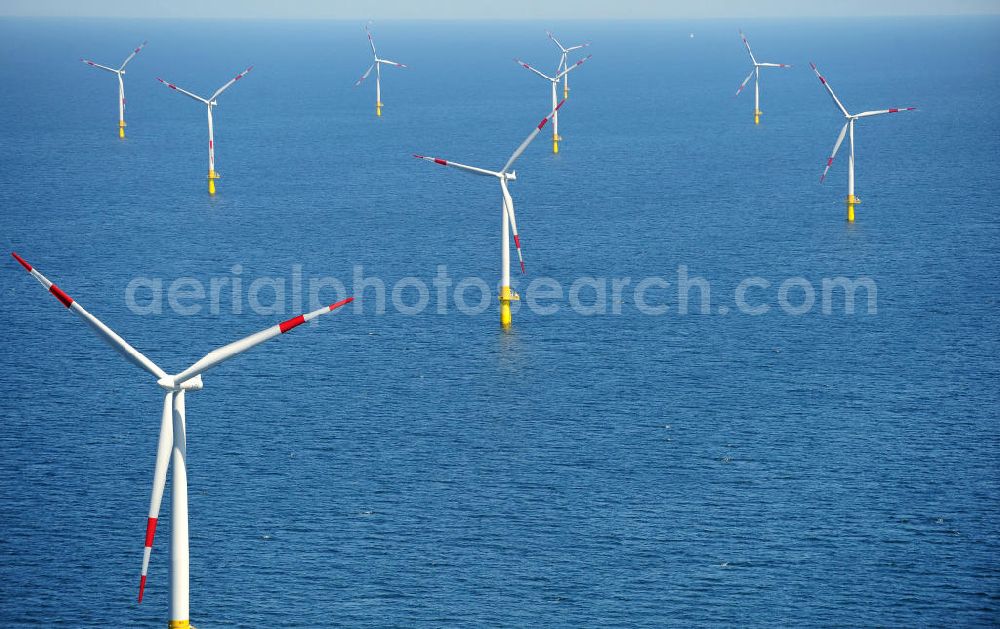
0;16;998;627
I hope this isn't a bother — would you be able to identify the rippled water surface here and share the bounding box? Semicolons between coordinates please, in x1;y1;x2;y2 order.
0;17;998;628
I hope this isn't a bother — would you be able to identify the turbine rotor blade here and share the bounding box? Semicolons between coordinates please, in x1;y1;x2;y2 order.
514;58;555;81
355;63;375;86
139;391;174;603
81;59;118;73
736;68;755;96
501;98;567;174
172;297;353;385
740;30;757;64
500;179;525;274
855;107;916;118
821;122;849;183
757;62;791;68
546;30;566;51
555;54;591;80
210;65;253;101
412;155;500;177
119;40;148;71
810;62;850;117
366;24;378;57
10;253;167;380
157;78;209;104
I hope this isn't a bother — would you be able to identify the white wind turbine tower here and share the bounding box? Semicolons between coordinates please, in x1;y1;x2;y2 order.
355;23;407;117
80;41;147;138
735;30;790;125
157;66;254;195
546;30;590;99
413;100;566;328
810;62;916;222
514;55;591;153
10;252;353;629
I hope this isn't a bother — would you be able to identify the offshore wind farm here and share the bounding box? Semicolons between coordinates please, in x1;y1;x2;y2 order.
0;10;998;629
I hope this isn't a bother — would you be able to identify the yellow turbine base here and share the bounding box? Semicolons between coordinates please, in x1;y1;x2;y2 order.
846;195;860;222
168;621;190;629
553;139;559;154
563;87;569;99
499;286;520;328
208;179;216;195
754;110;762;125
500;301;512;328
376;102;383;116
119;127;125;138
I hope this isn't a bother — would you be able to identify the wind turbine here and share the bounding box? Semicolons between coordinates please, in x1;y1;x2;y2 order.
514;55;590;153
735;31;790;125
354;23;407;117
10;252;353;629
810;62;916;222
157;66;253;195
413;100;566;328
546;30;590;99
80;41;147;138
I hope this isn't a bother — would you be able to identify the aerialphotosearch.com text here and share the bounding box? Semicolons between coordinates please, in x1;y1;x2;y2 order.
123;264;877;318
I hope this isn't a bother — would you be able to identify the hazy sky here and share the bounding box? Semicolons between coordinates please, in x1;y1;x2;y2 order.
2;0;998;19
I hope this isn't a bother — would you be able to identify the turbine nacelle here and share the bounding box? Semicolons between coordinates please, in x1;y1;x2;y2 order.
503;171;517;182
157;374;204;392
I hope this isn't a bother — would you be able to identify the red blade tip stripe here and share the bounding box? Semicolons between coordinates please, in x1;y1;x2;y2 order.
11;252;32;271
279;297;353;333
138;575;147;603
329;297;354;311
434;158;447;166
49;285;74;308
144;517;158;547
279;314;305;333
513;235;521;248
520;261;526;274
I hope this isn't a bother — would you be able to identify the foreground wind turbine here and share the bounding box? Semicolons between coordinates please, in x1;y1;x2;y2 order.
514;55;590;153
10;252;353;629
413;100;566;328
735;31;790;125
80;41;147;138
354;23;407;117
157;66;253;195
810;62;916;222
546;30;590;99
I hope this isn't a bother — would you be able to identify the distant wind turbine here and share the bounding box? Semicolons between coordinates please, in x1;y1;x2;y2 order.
355;23;407;117
157;66;254;195
514;55;591;153
413;100;567;328
546;30;590;99
810;62;916;222
735;31;790;125
80;41;147;138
